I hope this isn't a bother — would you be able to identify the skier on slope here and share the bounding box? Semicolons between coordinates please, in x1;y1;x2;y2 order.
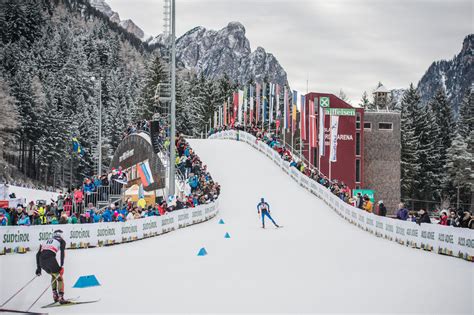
257;198;280;229
35;229;69;304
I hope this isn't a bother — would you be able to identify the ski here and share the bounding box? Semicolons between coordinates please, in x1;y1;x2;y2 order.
41;296;80;308
42;299;100;308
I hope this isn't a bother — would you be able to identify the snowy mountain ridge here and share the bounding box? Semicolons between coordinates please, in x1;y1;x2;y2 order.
151;22;288;86
417;34;473;114
88;0;146;40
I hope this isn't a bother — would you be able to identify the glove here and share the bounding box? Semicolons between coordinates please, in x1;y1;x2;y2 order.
35;267;41;276
59;267;64;276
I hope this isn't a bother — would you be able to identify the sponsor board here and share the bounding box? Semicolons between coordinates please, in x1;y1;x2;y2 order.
1;202;219;254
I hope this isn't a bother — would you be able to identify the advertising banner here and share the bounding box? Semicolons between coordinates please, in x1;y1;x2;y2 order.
329;115;339;162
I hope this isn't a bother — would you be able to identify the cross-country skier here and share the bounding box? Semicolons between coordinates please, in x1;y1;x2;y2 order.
257;198;280;229
35;229;68;304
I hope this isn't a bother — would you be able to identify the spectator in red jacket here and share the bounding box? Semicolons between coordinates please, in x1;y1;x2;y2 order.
439;211;448;226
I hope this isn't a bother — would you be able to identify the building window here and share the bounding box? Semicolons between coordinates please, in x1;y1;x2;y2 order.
355;159;361;183
355;132;361;156
379;122;393;130
363;122;371;130
356;185;360;189
356;113;361;130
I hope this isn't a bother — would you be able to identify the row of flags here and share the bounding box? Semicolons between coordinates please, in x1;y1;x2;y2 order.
212;90;339;162
212;84;319;149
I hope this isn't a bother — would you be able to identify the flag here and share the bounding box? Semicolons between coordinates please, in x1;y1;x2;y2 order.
219;106;223;127
249;85;254;125
275;84;280;123
319;98;325;156
72;137;84;157
292;91;298;134
137;159;154;187
300;95;306;140
255;83;260;123
262;82;267;125
309;99;317;148
233;92;238;125
329;115;339;162
243;87;248;125
238;89;244;124
269;83;274;124
283;87;288;130
223;101;227;126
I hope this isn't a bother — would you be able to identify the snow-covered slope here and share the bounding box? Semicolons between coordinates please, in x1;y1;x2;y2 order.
0;140;471;313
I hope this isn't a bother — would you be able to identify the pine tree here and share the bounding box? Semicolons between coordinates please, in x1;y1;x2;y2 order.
358;91;371;110
338;89;349;103
446;129;472;208
429;88;455;196
457;87;473;138
414;104;440;201
138;55;166;119
400;83;421;199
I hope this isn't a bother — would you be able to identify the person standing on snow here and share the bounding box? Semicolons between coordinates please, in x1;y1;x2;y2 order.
257;198;280;229
35;229;68;304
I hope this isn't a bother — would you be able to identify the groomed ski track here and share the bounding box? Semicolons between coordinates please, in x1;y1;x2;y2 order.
0;139;472;314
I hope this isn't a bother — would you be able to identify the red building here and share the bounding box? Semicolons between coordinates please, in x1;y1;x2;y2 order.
302;93;364;190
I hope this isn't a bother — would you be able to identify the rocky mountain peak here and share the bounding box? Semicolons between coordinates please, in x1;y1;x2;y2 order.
166;22;287;86
88;0;145;40
417;34;473;115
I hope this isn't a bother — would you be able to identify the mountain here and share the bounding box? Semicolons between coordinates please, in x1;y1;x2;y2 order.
120;19;145;40
89;0;146;40
150;22;288;87
417;34;473;115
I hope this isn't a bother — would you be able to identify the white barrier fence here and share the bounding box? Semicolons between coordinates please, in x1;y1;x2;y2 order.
0;201;219;254
210;130;474;262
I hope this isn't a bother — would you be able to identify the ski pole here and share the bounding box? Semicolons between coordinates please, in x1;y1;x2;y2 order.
0;275;37;307
27;274;58;312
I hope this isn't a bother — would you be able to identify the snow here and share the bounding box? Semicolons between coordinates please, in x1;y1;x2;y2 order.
1;139;472;313
2;185;60;204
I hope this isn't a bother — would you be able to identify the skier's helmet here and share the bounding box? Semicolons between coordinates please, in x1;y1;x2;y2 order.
53;229;63;237
261;197;264;202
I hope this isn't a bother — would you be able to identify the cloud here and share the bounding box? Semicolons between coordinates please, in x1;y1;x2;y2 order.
107;0;472;103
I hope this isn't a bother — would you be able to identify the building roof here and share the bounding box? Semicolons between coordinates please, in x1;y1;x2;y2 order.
373;84;389;93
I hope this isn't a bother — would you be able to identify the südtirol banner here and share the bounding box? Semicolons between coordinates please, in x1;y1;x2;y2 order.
329;115;339;162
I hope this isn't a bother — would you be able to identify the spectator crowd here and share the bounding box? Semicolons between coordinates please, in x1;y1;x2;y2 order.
0;120;220;227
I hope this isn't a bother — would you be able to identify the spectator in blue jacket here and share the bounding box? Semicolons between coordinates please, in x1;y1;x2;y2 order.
188;174;199;192
17;212;31;226
83;178;96;193
93;212;102;223
102;207;113;222
0;210;7;226
396;203;409;220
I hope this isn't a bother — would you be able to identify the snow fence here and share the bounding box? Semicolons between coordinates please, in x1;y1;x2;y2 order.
0;200;219;254
209;130;474;262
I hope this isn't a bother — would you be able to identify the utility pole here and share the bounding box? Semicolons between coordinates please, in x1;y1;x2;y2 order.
98;76;103;177
169;0;176;196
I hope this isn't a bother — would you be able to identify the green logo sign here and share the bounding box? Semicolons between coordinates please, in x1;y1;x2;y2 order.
353;189;375;203
324;108;356;116
320;97;330;107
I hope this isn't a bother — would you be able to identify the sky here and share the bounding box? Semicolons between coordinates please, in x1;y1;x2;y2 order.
107;0;473;104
